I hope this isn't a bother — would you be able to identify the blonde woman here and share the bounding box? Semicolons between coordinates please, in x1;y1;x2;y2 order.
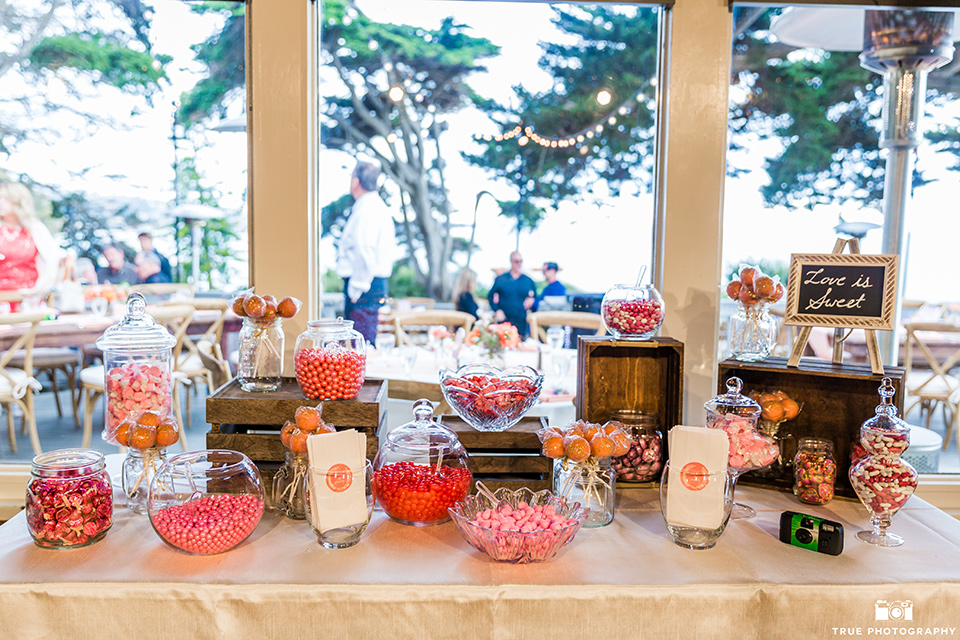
452;267;479;319
0;182;59;300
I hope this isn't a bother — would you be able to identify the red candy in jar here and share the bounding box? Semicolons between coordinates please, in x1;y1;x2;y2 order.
793;438;836;505
25;449;113;549
294;319;366;400
601;282;664;340
373;400;473;526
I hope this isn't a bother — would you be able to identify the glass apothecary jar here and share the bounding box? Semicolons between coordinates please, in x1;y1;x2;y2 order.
96;293;176;447
372;400;472;526
25;449;113;549
727;301;779;362
272;451;308;519
849;378;918;547
148;450;265;555
294;318;367;400
553;457;616;527
237;317;284;392
601;283;664;340
793;438;836;505
608;409;663;482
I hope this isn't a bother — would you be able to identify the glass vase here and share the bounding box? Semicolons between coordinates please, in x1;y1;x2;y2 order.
272;450;309;519
553;458;616;528
237;317;284;392
727;301;778;362
122;447;167;515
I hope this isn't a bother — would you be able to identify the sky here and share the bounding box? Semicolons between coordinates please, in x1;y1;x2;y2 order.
3;1;959;302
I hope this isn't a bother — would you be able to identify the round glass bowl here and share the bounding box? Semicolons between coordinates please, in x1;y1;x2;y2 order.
148;450;265;555
448;487;588;563
439;363;543;432
601;283;664;340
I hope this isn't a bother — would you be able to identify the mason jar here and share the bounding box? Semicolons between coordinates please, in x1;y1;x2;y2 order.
793;438;837;505
237;316;284;392
294;318;367;400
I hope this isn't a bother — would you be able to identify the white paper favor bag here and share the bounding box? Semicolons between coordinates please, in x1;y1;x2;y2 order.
306;429;368;533
665;426;730;530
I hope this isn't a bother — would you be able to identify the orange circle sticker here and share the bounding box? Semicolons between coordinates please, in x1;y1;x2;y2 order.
680;462;709;491
326;463;354;493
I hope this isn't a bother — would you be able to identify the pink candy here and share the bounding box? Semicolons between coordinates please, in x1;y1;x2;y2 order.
612;433;663;481
707;414;778;471
151;494;263;555
104;362;173;432
471;501;575;534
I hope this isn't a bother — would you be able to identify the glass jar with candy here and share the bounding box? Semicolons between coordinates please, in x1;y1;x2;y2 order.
25;448;113;549
793;437;836;505
849;378;918;547
601;282;665;340
294;318;367;400
608;409;663;482
372;400;472;526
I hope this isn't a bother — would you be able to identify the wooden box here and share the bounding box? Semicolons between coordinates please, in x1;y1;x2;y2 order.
717;357;905;498
441;416;553;494
206;377;386;492
576;336;684;464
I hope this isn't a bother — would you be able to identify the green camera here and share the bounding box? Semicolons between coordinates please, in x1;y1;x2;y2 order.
779;511;844;556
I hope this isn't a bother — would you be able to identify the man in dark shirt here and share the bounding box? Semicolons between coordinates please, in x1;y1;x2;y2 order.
487;251;536;338
96;244;138;285
534;261;566;311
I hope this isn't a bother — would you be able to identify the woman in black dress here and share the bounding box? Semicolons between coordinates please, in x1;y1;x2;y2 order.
452;267;479;318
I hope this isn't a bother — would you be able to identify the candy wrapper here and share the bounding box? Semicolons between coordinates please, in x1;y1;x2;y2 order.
724;264;785;308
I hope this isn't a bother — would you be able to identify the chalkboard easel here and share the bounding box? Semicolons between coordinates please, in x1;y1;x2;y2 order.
786;238;886;375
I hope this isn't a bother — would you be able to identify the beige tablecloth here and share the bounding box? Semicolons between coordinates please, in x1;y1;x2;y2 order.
1;486;959;639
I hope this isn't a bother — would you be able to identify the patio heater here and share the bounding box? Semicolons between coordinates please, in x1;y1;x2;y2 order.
771;8;958;366
170;204;223;289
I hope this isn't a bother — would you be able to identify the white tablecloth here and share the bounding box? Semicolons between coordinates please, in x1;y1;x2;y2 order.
2;479;959;639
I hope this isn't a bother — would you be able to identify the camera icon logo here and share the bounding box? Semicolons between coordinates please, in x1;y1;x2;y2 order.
875;600;913;621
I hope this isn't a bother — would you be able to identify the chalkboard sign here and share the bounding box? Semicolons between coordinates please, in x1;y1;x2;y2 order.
784;253;899;331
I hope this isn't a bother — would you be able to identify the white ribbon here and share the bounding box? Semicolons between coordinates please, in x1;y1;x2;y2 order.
13;377;42;400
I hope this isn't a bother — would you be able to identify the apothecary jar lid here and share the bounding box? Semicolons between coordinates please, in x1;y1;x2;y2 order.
95;293;176;352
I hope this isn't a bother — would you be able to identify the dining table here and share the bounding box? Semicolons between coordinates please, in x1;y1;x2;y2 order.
1;453;958;639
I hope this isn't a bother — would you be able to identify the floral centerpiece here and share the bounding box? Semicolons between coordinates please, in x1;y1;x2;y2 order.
85;284;130;303
467;321;520;359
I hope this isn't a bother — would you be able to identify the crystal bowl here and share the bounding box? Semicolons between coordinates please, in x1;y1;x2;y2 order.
448;487;588;563
439;363;544;432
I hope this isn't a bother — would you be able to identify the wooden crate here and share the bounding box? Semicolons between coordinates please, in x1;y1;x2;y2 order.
576;336;684;466
205;377;386;496
717;357;905;498
441;416;553;494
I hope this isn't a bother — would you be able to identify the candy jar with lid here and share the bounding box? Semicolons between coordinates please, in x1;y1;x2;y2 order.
793;438;836;505
148;450;265;555
849;377;918;547
608;410;663;482
25;448;113;549
294;318;367;400
96;293;182;514
704;377;779;520
373;399;473;526
601;282;664;340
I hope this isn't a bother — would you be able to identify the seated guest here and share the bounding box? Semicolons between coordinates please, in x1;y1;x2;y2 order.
138;231;173;281
533;261;566;311
452;267;479;319
96;243;138;285
135;252;171;284
0;181;61;299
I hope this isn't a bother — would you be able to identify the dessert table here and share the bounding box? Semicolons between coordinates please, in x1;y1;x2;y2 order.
2;476;959;639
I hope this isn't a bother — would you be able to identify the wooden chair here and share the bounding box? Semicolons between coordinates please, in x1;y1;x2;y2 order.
393;310;475;346
165;298;233;425
902;322;960;448
0;312;46;454
8;347;82;428
527;311;606;343
79;305;194;450
398;297;436;311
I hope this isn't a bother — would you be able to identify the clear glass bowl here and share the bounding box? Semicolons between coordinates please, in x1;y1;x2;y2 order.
600;283;665;340
439;363;544;432
448;487;588;563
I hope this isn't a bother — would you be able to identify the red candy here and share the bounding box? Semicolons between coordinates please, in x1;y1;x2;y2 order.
25;475;113;548
373;461;472;525
103;362;173;440
441;374;540;426
294;348;366;400
602;299;663;337
150;494;263;555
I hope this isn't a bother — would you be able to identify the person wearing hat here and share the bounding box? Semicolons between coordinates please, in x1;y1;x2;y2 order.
533;261;566;311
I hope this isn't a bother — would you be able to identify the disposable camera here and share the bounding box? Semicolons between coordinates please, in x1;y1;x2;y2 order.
778;511;843;556
875;600;913;621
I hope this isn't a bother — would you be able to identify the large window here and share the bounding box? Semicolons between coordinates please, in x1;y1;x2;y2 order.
318;0;662;308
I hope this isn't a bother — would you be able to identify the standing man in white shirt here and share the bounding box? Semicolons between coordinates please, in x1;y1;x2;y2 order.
336;162;399;344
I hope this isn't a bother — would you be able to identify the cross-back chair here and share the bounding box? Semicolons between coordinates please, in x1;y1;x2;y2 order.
0;311;46;454
902;322;960;449
393;310;475;346
527;311;606;343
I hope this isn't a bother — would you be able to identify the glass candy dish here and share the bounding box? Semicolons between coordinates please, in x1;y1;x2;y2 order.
448;487;589;563
439;363;543;432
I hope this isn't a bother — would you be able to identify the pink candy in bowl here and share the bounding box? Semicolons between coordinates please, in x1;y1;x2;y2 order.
448;487;588;563
439;364;544;432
